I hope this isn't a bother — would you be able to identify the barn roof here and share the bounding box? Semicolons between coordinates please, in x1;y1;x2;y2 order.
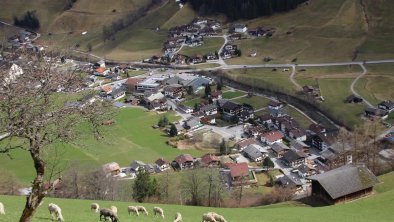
308;165;379;199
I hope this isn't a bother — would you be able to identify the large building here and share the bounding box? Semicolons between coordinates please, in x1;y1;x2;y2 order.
308;164;379;204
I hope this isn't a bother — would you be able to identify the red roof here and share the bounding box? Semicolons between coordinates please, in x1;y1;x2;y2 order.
236;138;257;149
262;131;284;143
95;67;106;73
101;85;112;93
309;123;326;134
201;153;220;165
155;157;168;166
125;78;144;86
175;154;194;164
229;162;249;178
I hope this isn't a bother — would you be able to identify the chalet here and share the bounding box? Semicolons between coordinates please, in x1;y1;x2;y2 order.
228;162;257;186
295;164;317;178
308;164;379;204
178;104;193;114
235;138;258;151
148;98;168;110
282;149;307;168
245;125;267;138
200;153;221;167
289;128;307;141
102;162;120;176
309;123;326;135
163;84;183;98
173;154;194;170
271;142;290;158
200;104;218;116
277;174;303;190
222;101;243;117
290;140;310;154
345;94;363;103
155;158;170;172
261;131;284;145
130;160;146;173
124;78;144;93
311;134;334;151
242;145;262;162
268;101;284;110
239;104;255;122
259;114;273;126
233;24;248;33
364;107;388;119
378;100;394;113
183;117;202;130
101;85;112;95
109;88;125;100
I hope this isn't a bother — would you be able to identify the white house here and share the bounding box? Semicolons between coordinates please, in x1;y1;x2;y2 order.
233;24;248;33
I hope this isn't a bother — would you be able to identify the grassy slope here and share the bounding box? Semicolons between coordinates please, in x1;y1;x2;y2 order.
179;37;224;57
0;108;204;184
0;172;393;221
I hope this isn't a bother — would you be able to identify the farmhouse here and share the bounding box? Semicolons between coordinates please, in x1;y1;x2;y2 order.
282;149;307;168
261;131;284;145
200;153;221;167
174;154;194;169
228;162;257;186
242;144;265;162
155;158;170;172
271;142;290;158
290;140;310;154
308;164;379;204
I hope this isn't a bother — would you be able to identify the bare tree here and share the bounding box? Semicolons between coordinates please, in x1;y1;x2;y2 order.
182;168;206;206
0;50;112;222
206;168;226;207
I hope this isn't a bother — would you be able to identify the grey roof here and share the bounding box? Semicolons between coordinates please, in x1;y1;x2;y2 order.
130;160;146;170
290;140;309;151
296;164;312;174
282;149;307;162
164;76;185;85
200;104;217;113
243;145;263;160
185;117;201;128
271;142;289;153
278;174;303;187
308;165;379;199
185;77;210;91
222;101;241;110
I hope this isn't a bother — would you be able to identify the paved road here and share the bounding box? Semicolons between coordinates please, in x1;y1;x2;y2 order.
350;63;374;107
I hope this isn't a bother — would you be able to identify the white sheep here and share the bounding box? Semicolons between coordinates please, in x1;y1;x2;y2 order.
202;213;216;222
208;212;227;222
0;202;5;215
174;212;182;222
91;203;100;213
127;206;139;216
110;206;118;216
136;206;148;215
48;203;64;221
153;206;164;219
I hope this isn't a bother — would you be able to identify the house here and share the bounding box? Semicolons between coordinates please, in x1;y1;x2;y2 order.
289;128;307;141
243;144;267;162
235;138;258;151
124;78;144;93
102;162;120;176
155;158;170;172
261;131;284;145
174;154;194;169
259;114;273;126
210;90;222;100
268;101;284;110
222;101;243;117
295;164;317;178
290;140;310;154
200;153;220;167
130;160;146;173
200;104;218;116
178;104;193;114
137;77;165;92
345;94;363;103
282;149;307;168
125;95;140;105
309;123;326;135
144;164;156;174
109;87;126;100
277;174;303;190
364;107;388;119
94;67;109;76
311;134;334;151
185;77;211;92
163;84;183;98
238;105;254;122
271;142;290;158
245;125;267;138
200;115;216;125
228;162;257;186
233;24;248;33
378;100;394;113
101;85;113;95
308;164;379;204
183;117;202;130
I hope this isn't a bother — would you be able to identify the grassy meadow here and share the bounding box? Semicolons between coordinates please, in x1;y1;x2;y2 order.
0;108;204;184
179;37;224;57
0;172;393;221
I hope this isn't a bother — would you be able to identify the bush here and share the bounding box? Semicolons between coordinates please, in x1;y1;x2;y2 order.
13;11;40;30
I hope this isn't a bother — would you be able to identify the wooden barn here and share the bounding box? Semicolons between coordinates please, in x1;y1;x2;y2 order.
308;164;379;204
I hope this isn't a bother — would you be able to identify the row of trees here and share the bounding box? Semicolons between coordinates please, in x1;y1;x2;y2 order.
13;11;40;30
187;0;308;20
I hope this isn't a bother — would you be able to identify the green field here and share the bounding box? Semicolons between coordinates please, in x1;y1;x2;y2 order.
233;95;270;110
283;106;313;129
222;91;246;99
1;172;393;221
0;108;204;184
179;37;224;57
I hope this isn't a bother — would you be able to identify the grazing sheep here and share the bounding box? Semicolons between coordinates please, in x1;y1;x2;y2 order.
91;203;100;213
174;212;182;222
0;202;5;215
136;206;148;215
127;206;139;216
202;213;216;222
208;212;227;222
99;208;118;222
110;206;118;216
48;203;64;221
153;206;164;219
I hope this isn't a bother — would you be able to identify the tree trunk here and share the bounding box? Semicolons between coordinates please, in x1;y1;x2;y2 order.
19;143;46;222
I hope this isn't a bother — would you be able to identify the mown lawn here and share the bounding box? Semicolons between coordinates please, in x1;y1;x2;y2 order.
179;37;224;57
233;95;270;110
283;106;313;129
0;108;204;184
0;172;393;222
222;91;246;99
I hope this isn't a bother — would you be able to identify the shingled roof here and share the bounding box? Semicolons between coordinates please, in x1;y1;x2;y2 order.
308;165;379;200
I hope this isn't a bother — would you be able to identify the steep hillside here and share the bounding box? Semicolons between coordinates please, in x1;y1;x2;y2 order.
0;172;393;221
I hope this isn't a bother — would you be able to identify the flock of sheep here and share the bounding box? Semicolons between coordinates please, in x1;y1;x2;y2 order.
0;201;227;222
